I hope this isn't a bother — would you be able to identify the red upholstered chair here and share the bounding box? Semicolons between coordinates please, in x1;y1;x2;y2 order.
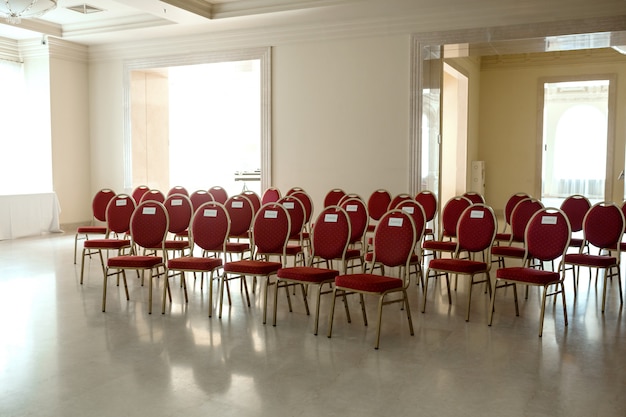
489;208;571;336
323;188;346;208
80;194;135;284
104;201;169;314
131;185;150;205
274;205;352;334
495;192;531;244
366;189;392;234
462;191;485;204
560;194;591;253
74;188;116;264
422;195;472;259
167;185;189;197
491;197;544;268
327;209;417;349
422;204;497;321
339;197;369;272
220;203;291;323
242;190;261;214
563;202;624;312
261;187;282;204
396;199;427;288
278;196;307;267
167;202;230;317
208;185;228;204
290;190;314;248
140;189;165;203
222;194;255;262
189;190;214;213
415;190;438;242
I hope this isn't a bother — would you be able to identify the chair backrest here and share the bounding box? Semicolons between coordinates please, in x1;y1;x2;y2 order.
140;189;165;203
251;203;291;257
290;190;314;228
208;186;228;204
261;187;282;204
324;188;347;208
189;202;231;253
164;194;193;234
131;185;150;205
279;196;306;240
396;199;426;244
189;190;214;212
456;204;497;254
225;194;255;238
503;192;531;229
167;186;189;197
92;188;116;222
560;194;591;233
370;209;417;268
130;201;169;250
242;190;261;214
389;193;413;210
310;206;351;261
440;196;473;239
524;208;571;262
415;190;437;223
462;191;485;204
105;194;136;235
583;202;625;251
340;197;369;246
367;189;392;222
286;186;304;196
509;197;544;243
338;193;364;206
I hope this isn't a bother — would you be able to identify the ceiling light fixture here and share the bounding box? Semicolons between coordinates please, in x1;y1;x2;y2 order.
0;0;57;24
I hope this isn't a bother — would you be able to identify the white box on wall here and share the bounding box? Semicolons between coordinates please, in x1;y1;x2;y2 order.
471;161;485;195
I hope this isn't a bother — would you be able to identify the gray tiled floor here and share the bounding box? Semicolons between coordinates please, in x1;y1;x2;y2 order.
1;232;625;416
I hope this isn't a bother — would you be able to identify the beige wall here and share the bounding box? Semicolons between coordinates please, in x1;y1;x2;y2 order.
478;48;626;213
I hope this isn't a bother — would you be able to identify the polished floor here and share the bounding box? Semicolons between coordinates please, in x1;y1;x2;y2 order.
1;231;625;417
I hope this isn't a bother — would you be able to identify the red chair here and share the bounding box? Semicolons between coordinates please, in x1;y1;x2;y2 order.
489;208;571;336
242;190;261;214
131;185;150;205
161;194;193;261
389;193;413;209
222;194;255;262
463;191;485;204
278;196;307;267
563;202;624;312
422;195;472;259
261;187;281;204
220;203;291;323
495;192;531;244
167;185;189;197
560;194;591;252
80;194;135;284
422;204;497;321
140;189;165;203
366;189;392;233
167;202;230;317
415;190;438;242
323;188;346;208
396;199;427;287
274;205;352;334
340;196;369;272
208;185;228;204
104;201;169;314
327;209;417;349
189;190;214;212
74;188;116;264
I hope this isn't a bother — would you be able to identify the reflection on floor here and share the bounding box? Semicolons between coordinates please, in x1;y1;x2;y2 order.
0;232;625;417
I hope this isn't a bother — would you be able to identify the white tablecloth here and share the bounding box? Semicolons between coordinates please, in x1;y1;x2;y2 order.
0;192;62;240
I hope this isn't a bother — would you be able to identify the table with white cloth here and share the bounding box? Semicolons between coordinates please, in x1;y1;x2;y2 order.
0;192;62;240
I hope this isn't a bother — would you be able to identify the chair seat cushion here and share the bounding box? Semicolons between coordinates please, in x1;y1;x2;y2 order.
496;267;560;285
346;248;362;260
491;246;525;258
335;273;403;293
422;240;456;252
225;242;250;253
277;266;338;283
564;253;617;268
429;258;488;274
569;237;584;248
495;232;511;242
286;245;303;255
224;260;282;275
77;226;107;234
175;230;189;239
168;257;222;271
108;255;163;269
84;239;131;249
164;240;190;250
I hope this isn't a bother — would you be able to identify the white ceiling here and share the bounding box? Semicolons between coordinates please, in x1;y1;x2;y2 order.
1;0;626;53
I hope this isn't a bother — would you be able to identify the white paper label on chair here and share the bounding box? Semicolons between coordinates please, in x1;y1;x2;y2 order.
388;217;404;227
470;210;484;218
402;206;415;214
541;215;558;225
171;199;183;206
232;201;244;208
143;207;156;215
324;213;339;223
283;201;295;209
116;199;127;206
345;204;358;212
204;209;218;217
265;210;278;219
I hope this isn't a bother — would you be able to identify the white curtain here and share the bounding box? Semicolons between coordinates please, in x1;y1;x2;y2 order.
0;59;53;195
